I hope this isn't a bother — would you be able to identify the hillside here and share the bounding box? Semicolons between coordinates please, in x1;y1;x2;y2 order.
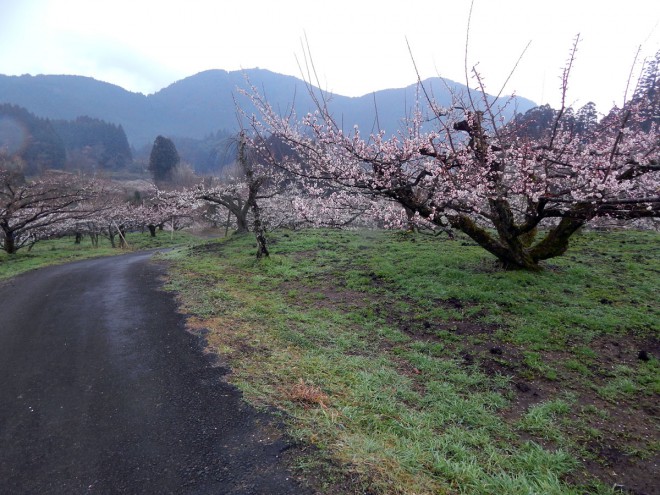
0;69;536;148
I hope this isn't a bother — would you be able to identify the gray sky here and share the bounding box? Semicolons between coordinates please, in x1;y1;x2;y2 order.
1;0;658;113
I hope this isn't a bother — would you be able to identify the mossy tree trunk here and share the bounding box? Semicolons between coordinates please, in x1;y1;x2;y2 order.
447;211;586;271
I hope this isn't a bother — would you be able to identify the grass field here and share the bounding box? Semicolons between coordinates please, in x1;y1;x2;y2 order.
0;230;199;280
164;228;659;494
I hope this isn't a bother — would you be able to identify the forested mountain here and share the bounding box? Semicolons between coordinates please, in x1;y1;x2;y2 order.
0;69;537;150
52;117;132;171
0;75;148;141
0;103;65;174
0;104;132;174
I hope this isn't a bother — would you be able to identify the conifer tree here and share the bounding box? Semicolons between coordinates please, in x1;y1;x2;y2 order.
148;136;180;182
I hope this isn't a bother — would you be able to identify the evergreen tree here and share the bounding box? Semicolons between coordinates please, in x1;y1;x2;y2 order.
510;104;558;139
574;102;598;134
633;50;659;131
148;136;180;182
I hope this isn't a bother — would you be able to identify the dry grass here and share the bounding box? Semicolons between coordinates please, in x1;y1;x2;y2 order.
283;379;330;409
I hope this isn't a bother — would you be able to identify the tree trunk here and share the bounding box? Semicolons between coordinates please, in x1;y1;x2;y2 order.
74;232;83;244
498;244;541;271
530;218;585;262
235;213;249;234
118;225;127;249
239;131;268;258
450;213;589;270
450;215;544;271
1;223;17;254
3;232;16;254
251;201;269;259
224;209;231;237
200;195;250;235
108;227;116;248
148;224;157;237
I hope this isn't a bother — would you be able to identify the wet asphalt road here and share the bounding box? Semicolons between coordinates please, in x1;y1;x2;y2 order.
0;251;308;494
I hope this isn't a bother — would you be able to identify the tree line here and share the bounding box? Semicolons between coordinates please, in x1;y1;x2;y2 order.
0;104;132;174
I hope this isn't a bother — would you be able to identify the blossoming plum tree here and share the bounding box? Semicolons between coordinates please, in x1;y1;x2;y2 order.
243;46;659;270
193;132;282;257
0;165;98;254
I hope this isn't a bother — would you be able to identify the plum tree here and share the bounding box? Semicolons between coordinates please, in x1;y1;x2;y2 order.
242;44;659;270
0;164;97;254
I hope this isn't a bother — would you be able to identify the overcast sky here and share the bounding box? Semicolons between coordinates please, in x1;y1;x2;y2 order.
1;0;658;113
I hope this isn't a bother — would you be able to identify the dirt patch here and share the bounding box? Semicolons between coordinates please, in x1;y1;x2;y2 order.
377;294;499;340
459;330;658;494
190;241;226;254
588;333;660;370
281;280;373;313
480;332;659;495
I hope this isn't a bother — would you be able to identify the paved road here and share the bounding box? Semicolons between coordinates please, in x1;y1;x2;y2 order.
0;252;308;494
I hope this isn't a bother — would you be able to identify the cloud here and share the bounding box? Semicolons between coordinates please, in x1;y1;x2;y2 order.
1;0;658;110
51;34;178;93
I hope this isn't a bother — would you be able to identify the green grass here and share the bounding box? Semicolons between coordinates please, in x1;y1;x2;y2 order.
163;229;659;493
0;230;200;280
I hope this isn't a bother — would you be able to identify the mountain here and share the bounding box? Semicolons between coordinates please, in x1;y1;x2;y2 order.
0;69;536;148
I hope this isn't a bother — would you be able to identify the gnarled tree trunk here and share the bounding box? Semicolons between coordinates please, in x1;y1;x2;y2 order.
239;132;269;258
